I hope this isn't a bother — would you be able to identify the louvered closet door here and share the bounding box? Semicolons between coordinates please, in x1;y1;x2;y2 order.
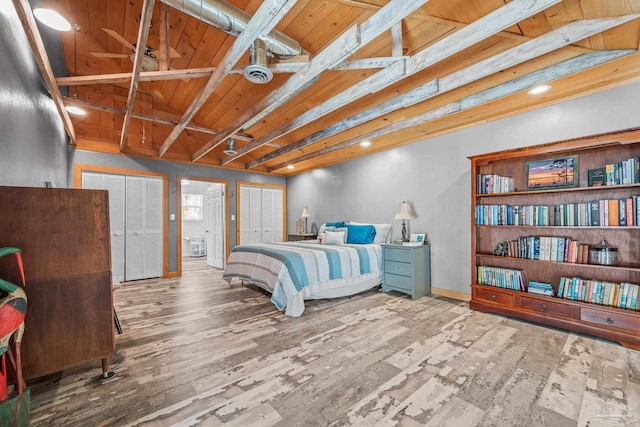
249;187;262;244
270;188;283;242
81;171;126;282
261;188;274;242
143;177;163;278
125;176;145;281
125;175;163;281
239;185;251;245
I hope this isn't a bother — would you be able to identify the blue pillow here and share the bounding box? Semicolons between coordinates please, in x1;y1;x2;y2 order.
345;224;376;244
325;221;346;228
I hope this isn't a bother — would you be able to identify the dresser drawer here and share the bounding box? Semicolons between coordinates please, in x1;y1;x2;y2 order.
384;247;412;263
581;307;640;331
520;296;570;317
384;273;412;291
384;260;411;277
474;286;514;306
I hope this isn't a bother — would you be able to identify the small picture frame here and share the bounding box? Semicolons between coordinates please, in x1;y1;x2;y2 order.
409;233;425;243
526;155;578;190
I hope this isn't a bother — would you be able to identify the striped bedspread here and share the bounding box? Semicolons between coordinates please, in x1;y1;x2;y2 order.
223;242;382;312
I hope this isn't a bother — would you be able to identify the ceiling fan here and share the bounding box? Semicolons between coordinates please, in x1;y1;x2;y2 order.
90;28;181;72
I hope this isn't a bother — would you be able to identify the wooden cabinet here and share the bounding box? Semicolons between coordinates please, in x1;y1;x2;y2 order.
0;186;114;379
381;244;431;299
469;128;640;349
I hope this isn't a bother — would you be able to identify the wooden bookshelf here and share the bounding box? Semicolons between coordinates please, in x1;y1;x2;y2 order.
469;128;640;349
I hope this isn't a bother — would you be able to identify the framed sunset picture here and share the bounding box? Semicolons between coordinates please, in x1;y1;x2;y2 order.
526;155;578;190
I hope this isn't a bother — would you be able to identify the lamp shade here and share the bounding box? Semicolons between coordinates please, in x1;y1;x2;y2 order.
301;206;311;218
394;202;415;220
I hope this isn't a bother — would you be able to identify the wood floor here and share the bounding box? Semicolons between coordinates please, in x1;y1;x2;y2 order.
27;258;640;426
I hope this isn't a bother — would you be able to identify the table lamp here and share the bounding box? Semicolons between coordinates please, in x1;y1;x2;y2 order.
301;206;311;234
394;201;415;242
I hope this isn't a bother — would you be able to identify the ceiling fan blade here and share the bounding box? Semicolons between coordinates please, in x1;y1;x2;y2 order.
90;52;131;58
102;28;135;51
150;47;181;59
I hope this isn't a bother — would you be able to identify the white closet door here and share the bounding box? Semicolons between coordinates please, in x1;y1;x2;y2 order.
249;187;262;244
143;177;163;278
271;188;284;242
125;176;145;281
239;185;251;245
81;172;126;282
261;188;273;242
106;175;126;282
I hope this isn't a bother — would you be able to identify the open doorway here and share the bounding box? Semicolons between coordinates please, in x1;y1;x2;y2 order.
179;177;228;273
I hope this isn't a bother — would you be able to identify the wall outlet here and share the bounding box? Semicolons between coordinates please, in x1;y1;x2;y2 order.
170;214;176;220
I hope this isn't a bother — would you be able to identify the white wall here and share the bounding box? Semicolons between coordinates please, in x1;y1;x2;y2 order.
286;81;640;296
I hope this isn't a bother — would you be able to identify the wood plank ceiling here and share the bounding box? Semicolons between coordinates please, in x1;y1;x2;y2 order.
21;0;640;175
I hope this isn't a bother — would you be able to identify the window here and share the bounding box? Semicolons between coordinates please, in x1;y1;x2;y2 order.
182;193;203;220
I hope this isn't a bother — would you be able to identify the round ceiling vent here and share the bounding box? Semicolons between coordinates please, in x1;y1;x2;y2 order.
223;139;238;156
244;39;273;84
244;64;273;84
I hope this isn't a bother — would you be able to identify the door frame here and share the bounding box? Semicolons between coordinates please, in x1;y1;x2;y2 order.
74;164;169;278
177;176;230;277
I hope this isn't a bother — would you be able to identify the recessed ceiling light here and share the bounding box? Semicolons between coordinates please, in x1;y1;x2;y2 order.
33;8;71;31
527;84;552;96
287;165;294;170
360;140;371;147
65;105;86;116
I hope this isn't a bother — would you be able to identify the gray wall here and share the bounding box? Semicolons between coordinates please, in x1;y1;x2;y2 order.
69;149;285;272
0;4;68;187
286;81;640;296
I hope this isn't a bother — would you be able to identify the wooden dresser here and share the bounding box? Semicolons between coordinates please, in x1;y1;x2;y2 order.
0;186;114;379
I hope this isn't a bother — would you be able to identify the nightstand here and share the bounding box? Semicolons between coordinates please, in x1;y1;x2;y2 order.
382;244;431;299
287;234;317;241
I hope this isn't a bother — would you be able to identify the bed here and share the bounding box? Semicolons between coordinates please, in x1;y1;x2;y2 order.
223;222;390;316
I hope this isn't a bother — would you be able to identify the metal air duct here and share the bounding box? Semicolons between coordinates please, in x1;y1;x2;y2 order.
223;138;238;155
160;0;308;59
244;40;273;84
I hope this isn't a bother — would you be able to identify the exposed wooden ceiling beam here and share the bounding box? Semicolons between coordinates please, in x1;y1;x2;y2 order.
62;96;253;141
12;0;76;144
158;2;170;71
268;49;635;172
199;0;432;164
241;0;561;168
119;0;155;151
56;57;406;87
329;0;595;54
262;15;639;170
158;0;299;158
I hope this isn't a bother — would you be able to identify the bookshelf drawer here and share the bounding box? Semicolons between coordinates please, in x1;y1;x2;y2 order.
474;286;514;306
384;248;412;263
580;308;640;331
384;260;411;277
384;273;412;291
520;296;571;317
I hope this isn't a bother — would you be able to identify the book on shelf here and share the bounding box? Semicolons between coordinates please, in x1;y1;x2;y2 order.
588;167;606;186
527;281;554;296
476;197;640;227
559;276;640;310
477;266;525;291
477;174;514;194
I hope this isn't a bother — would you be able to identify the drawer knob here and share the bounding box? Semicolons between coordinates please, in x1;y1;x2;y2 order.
394;266;399;270
607;317;614;325
491;294;496;301
541;304;547;311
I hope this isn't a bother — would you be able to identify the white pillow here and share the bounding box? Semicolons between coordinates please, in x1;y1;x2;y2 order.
348;222;391;244
323;230;346;245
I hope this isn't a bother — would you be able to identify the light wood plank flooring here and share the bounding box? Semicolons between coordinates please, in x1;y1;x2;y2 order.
28;258;640;426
